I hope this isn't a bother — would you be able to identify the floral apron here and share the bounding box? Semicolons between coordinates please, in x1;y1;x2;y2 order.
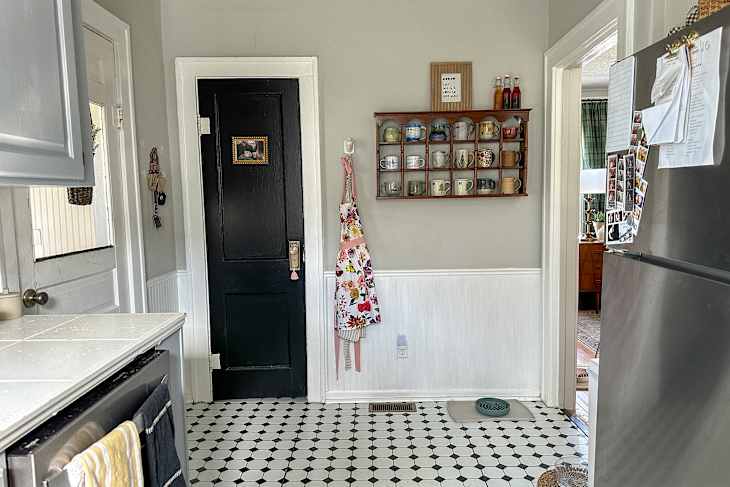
334;155;381;377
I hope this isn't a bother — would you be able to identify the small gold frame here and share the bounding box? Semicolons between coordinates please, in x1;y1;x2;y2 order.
232;136;269;165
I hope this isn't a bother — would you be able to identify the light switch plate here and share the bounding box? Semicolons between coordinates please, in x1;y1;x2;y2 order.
210;353;221;369
198;116;211;135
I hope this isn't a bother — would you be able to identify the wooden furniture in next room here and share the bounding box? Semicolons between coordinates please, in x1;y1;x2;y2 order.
579;241;605;311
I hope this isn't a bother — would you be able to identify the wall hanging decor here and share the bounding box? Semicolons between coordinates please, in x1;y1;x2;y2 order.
147;147;167;229
334;152;381;377
232;136;269;165
430;62;472;112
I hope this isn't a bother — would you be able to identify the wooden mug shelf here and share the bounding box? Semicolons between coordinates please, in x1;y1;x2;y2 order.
375;109;530;200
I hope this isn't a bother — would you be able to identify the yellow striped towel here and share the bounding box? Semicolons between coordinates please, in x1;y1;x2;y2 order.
64;420;144;487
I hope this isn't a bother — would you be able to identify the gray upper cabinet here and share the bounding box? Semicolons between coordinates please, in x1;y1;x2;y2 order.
0;0;93;186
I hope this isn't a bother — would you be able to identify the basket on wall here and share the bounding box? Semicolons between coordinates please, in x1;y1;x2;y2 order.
699;0;730;17
67;186;93;206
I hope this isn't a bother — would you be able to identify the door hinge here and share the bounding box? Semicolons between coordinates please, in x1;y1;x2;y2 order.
198;115;211;135
210;353;221;370
113;105;124;129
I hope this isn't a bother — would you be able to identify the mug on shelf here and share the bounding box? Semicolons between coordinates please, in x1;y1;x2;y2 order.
502;126;520;139
501;150;523;168
502;176;522;194
431;179;451;197
454;178;474;196
406;155;426;169
452;121;474;140
404;122;427;142
476;148;495;168
379;155;400;170
477;177;497;194
408;180;427;196
430;121;449;141
383;126;400;143
431;150;449;168
454;149;474;169
380;180;402;196
479;120;501;140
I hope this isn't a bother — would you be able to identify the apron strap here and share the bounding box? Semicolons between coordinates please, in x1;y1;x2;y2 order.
340;156;358;203
354;340;362;372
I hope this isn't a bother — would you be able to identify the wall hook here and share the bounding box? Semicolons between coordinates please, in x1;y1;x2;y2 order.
344;137;355;155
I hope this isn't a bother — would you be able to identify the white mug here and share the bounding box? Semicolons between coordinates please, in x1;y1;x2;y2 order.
453;121;474;140
431;179;451;197
406;155;425;169
454;178;474;196
379;155;400;170
454;149;474;169
431;150;449;168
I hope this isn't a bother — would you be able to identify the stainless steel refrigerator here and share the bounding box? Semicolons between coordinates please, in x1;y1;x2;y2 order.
594;8;730;487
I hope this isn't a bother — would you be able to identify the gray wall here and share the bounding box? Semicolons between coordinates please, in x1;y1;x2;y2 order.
95;0;177;279
161;0;549;271
548;0;603;46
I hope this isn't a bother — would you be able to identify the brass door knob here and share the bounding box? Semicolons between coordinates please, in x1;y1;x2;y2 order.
23;289;49;308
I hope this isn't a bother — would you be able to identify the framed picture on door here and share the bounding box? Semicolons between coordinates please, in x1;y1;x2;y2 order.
232;136;269;165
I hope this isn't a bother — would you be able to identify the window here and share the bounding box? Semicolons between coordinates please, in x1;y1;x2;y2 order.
29;103;114;260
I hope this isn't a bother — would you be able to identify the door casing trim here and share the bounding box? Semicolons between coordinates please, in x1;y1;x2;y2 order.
175;57;325;403
542;0;630;408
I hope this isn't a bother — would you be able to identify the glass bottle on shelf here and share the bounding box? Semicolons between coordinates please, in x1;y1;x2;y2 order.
493;76;503;110
511;77;522;109
502;75;512;110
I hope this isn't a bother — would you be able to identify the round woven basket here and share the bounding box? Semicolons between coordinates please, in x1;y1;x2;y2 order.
67;187;93;206
475;397;510;417
537;465;588;487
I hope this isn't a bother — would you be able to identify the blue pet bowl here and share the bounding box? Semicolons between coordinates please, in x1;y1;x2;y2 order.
475;397;510;417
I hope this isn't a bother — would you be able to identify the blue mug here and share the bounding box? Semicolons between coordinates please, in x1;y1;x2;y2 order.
404;123;426;142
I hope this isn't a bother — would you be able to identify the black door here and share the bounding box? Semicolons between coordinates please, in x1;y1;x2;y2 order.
198;79;306;399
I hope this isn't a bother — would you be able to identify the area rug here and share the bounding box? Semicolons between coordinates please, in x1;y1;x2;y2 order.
577;310;601;354
447;400;535;423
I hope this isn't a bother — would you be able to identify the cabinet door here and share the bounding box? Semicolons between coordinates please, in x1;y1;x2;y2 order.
0;0;93;185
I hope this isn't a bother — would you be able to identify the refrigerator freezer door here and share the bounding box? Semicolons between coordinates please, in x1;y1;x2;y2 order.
622;9;730;272
595;253;730;487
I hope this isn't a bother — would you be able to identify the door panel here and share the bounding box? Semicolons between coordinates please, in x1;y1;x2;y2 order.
12;26;125;315
596;253;730;487
198;79;306;399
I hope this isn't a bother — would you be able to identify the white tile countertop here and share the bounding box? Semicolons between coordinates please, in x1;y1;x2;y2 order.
0;313;184;452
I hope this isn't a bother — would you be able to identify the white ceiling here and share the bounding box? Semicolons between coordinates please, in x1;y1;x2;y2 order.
582;45;617;91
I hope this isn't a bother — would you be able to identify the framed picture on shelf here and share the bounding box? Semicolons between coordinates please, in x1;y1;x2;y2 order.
430;62;472;112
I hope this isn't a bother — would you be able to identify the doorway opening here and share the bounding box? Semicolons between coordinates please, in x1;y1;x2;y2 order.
574;38;617;429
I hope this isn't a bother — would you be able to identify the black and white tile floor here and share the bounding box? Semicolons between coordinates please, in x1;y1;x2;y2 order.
186;400;588;487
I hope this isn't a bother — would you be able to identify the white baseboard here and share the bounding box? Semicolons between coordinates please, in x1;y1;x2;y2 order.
324;268;542;403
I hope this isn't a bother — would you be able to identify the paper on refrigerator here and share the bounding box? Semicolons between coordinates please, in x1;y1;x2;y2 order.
642;45;691;145
658;27;723;168
606;56;636;153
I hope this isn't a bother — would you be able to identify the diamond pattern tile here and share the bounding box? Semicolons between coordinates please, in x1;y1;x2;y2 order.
186;400;588;486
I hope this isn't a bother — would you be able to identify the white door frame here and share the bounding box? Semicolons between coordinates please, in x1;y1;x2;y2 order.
81;0;147;312
542;0;632;408
175;57;325;403
0;0;146;312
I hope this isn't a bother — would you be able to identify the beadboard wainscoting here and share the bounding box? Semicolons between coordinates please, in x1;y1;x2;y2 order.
324;268;542;402
146;270;180;312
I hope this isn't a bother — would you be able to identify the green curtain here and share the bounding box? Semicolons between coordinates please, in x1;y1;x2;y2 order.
581;99;608;169
581;99;608;215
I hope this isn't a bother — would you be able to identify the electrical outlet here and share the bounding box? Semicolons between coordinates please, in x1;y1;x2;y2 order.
397;334;408;359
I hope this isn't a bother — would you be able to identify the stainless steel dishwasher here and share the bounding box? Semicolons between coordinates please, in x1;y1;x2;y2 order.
6;350;170;487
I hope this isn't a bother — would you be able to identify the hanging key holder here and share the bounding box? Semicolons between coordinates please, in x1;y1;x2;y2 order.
147;147;168;229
